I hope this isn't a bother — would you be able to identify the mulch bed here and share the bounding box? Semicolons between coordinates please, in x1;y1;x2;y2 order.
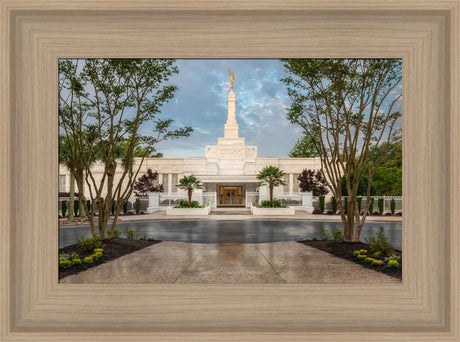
298;240;402;279
59;238;160;279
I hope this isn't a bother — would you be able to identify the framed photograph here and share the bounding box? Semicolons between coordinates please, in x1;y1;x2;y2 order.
1;1;459;341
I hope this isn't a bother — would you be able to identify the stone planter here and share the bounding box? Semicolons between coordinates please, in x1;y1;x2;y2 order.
251;205;296;216
166;204;211;216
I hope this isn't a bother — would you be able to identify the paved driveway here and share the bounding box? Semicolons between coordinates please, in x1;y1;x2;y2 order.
60;241;400;284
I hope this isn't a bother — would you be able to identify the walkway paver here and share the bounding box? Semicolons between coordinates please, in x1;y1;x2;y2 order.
60;241;400;284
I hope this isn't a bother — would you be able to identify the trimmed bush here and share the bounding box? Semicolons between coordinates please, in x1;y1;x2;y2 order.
59;260;71;269
343;196;348;214
318;227;332;241
135;198;141;214
86;199;91;213
378;198;384;215
83;256;94;264
124;227;137;240
373;252;382;258
123;202;128;215
111;201;116;215
331;196;337;214
73;199;79;217
365;257;375;264
318;195;325;213
387;260;400;268
71;258;82;266
371;259;384;266
112;228;122;238
390;199;396;215
353;250;360;257
365;227;394;254
359;249;367;255
77;234;104;251
92;252;103;260
93;248;103;253
357;254;367;260
369;198;374;214
357;197;362;213
61;200;68;217
332;229;344;241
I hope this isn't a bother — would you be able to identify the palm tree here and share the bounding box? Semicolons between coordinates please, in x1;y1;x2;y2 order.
176;175;202;207
256;166;287;207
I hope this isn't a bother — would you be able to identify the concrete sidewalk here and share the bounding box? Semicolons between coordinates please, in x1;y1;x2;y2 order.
60;241;400;284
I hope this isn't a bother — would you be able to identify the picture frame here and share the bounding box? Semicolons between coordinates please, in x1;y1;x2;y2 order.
0;1;459;340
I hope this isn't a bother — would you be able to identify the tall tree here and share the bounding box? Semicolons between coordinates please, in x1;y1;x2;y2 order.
282;59;402;242
176;175;202;207
256;166;287;207
59;58;192;239
289;134;319;158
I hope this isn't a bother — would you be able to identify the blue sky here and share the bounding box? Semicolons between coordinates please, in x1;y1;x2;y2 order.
152;59;301;157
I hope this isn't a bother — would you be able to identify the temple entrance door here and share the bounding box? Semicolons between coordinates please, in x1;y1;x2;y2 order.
218;186;244;206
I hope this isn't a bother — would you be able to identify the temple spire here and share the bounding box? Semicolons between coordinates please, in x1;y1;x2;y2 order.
224;87;238;138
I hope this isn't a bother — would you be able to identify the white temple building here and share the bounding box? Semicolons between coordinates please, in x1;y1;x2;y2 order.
59;86;322;208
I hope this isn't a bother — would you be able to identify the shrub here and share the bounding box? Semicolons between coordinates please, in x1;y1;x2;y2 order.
357;254;367;260
318;195;325;213
112;228;122;238
353;250;360;257
318;227;332;241
312;237;318;241
371;259;384;266
83;256;94;264
365;257;375;264
385;254;401;262
111;201;116;215
357;197;362;213
92;252;103;260
305;238;312;242
390;199;396;215
73;200;79;216
71;258;82;266
387;260;400;268
93;248;103;253
71;252;80;259
365;227;394;255
373;252;382;258
369;198;374;214
147;237;156;241
332;229;344;241
59;260;71;269
123;202;128;215
378;198;384;215
77;234;105;251
86;200;91;213
331;196;337;214
343;196;348;213
359;249;367;255
135;198;141;214
124;228;137;240
312;209;322;214
272;200;282;208
61;200;68;217
59;253;70;261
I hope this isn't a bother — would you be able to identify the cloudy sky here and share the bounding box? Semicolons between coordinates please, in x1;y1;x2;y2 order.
152;59;301;158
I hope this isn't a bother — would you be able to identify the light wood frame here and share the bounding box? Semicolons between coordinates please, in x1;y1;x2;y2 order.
1;1;459;341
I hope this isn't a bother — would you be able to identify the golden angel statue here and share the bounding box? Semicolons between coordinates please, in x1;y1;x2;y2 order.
227;69;234;89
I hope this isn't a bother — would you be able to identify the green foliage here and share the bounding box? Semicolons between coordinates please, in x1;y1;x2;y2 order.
387;260;400;268
304;238;312;242
135;198;141;214
123;202;128;215
86;200;91;213
357;197;362;213
176;175;203;207
331;196;337;214
77;234;105;251
385;254;401;262
332;229;344;241
378;198;384;215
365;257;374;264
92;252;103;260
73;200;79;216
341;173;377;197
93;248;103;253
61;200;67;217
112;229;122;238
318;227;332;241
59;253;70;261
83;256;94;264
365;227;394;255
257;200;286;208
369;198;374;214
343;196;348;213
318;195;325;213
289;134;319;158
59;260;72;269
124;228;137;240
147;237;156;241
390;199;396;215
359;250;368;255
176;200;204;208
371;259;384;266
357;254;367;260
353;251;360;257
71;258;82;266
373;252;382;258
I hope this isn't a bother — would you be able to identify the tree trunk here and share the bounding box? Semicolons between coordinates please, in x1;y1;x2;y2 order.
68;172;75;220
269;185;274;206
188;189;192;207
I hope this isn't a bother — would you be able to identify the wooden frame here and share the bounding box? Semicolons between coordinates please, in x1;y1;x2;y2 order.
0;1;459;340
